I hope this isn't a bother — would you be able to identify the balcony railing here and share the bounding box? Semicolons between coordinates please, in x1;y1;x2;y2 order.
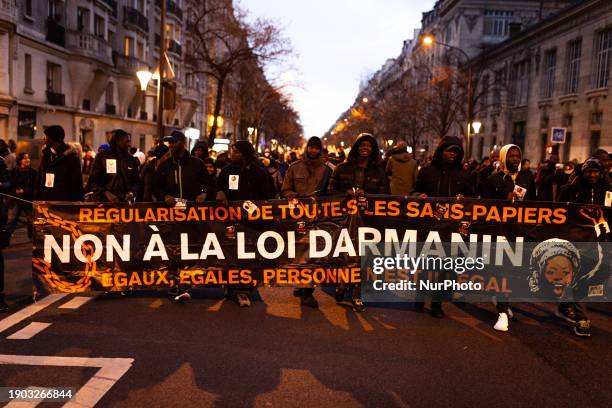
155;0;183;20
67;31;112;64
113;52;147;73
100;0;118;18
46;91;65;106
105;104;116;115
0;0;16;23
183;86;200;102
123;6;148;33
46;17;66;47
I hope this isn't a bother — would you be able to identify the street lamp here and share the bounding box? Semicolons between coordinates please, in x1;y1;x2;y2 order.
362;97;369;103
422;34;474;160
471;121;482;135
136;70;153;91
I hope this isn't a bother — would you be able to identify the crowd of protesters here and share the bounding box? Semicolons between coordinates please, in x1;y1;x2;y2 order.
0;125;610;338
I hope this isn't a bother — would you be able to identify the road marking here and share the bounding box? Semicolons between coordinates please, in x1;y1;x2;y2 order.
58;297;92;310
0;354;134;408
0;294;67;334
7;322;52;340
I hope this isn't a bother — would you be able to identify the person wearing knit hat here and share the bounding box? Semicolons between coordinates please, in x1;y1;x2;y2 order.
281;136;333;308
35;125;84;202
216;139;276;308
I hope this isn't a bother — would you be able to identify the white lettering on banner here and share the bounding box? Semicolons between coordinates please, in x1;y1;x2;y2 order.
143;234;168;261
41;229;525;266
237;232;256;259
309;230;332;258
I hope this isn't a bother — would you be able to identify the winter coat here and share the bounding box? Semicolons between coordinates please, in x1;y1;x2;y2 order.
281;157;333;198
480;171;537;200
35;144;84;202
327;133;388;195
87;148;140;202
216;161;276;201
558;177;611;205
414;136;473;197
386;152;418;195
10;166;37;201
153;150;213;201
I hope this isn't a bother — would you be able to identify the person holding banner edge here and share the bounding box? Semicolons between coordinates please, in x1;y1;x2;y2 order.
281;136;333;308
327;133;388;312
412;136;473;318
154;130;214;302
216;140;276;307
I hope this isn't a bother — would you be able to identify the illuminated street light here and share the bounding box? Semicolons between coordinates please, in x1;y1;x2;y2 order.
136;69;153;91
362;97;369;103
340;141;345;147
422;34;434;46
471;121;482;135
387;139;393;146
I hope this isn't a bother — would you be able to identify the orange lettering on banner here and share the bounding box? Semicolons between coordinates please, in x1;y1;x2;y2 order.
346;199;358;215
80;208;93;222
261;205;274;220
473;205;487;219
523;207;536;223
93;208;105;221
485;278;500;292
174;208;186;222
157;208;169;222
421;203;433;218
537;208;553;224
502;207;517;222
406;201;420;217
486;206;501;222
553;208;567;224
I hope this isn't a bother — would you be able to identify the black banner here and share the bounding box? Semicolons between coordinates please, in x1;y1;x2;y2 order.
33;196;611;301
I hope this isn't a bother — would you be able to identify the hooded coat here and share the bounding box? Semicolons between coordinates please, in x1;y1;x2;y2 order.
558;166;611;205
386;151;418;195
35;143;84;202
327;134;388;195
281;153;333;198
414;136;473;197
480;144;536;200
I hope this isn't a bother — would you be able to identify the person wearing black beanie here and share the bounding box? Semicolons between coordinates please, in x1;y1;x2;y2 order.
34;125;83;201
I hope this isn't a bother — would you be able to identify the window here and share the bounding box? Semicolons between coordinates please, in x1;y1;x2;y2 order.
594;30;612;88
77;7;89;32
512;61;529;106
124;36;133;56
94;15;105;38
483;10;513;38
541;49;556;98
24;54;32;91
136;41;144;59
106;82;114;105
46;62;61;93
591;111;603;125
25;0;33;17
565;39;581;94
590;131;601;153
493;69;503;107
562;114;573;127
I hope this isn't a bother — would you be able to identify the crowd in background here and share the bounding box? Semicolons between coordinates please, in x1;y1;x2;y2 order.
0;125;610;338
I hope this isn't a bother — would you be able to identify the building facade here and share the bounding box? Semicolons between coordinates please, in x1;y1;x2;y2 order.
0;0;217;156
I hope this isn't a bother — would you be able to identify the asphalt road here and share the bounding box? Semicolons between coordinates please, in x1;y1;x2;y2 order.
1;233;611;408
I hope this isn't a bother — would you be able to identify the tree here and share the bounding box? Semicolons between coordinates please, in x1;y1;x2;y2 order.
188;0;291;142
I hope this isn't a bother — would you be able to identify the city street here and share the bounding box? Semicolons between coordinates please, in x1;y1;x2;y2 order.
1;232;611;408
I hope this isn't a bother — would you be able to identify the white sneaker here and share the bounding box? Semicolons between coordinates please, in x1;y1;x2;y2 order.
507;307;514;319
236;292;251;307
494;313;509;332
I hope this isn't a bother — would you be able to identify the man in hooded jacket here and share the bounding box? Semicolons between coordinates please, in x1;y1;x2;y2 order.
413;136;473;318
480;144;536;201
480;144;537;332
328;133;388;312
281;136;333;308
34;125;84;202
